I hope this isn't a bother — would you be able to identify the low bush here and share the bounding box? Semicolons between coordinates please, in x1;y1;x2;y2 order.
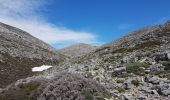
162;61;170;71
135;40;161;49
0;81;40;100
115;87;125;93
116;80;124;83
112;72;131;78
0;72;111;100
126;62;149;75
96;77;100;82
39;72;110;100
112;48;134;53
131;80;140;87
82;90;94;100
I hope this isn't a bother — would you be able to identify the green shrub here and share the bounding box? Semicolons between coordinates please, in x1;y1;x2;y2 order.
110;40;161;54
126;62;149;75
116;80;124;83
112;48;134;53
131;80;140;87
0;82;40;100
112;72;131;78
82;90;94;100
96;77;100;82
152;70;170;79
116;87;125;93
135;40;161;49
95;97;105;100
95;72;99;75
162;61;170;71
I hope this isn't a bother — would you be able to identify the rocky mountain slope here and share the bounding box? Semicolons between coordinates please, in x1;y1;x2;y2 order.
59;43;98;58
47;21;170;100
0;22;65;88
0;21;170;100
0;72;110;100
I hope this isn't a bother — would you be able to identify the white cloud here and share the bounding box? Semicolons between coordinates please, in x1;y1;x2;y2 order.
0;0;99;48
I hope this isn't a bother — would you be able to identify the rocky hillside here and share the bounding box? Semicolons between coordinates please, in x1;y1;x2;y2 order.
59;43;98;58
0;22;65;88
47;21;170;100
1;21;170;100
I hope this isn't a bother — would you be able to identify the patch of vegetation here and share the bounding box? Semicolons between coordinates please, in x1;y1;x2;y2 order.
153;71;164;76
0;82;40;100
104;56;121;66
131;80;140;87
112;72;131;78
162;61;170;71
152;70;170;79
0;52;59;88
116;80;124;83
103;56;116;63
82;90;94;100
126;62;149;75
115;87;125;93
95;97;105;100
111;40;161;54
96;77;100;82
135;40;161;49
112;48;134;53
95;72;99;75
152;61;170;79
94;67;99;70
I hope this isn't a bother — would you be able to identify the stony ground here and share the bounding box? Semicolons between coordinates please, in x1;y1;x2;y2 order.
44;21;170;100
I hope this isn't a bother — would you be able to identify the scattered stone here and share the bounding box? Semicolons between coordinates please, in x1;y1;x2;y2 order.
141;86;152;93
149;64;164;72
162;89;170;96
156;83;170;96
123;79;134;89
118;94;130;100
145;75;160;84
113;66;126;73
136;94;147;100
151;90;159;95
145;69;150;74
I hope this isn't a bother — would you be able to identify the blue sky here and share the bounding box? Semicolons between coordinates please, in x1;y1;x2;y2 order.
0;0;170;48
46;0;170;44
